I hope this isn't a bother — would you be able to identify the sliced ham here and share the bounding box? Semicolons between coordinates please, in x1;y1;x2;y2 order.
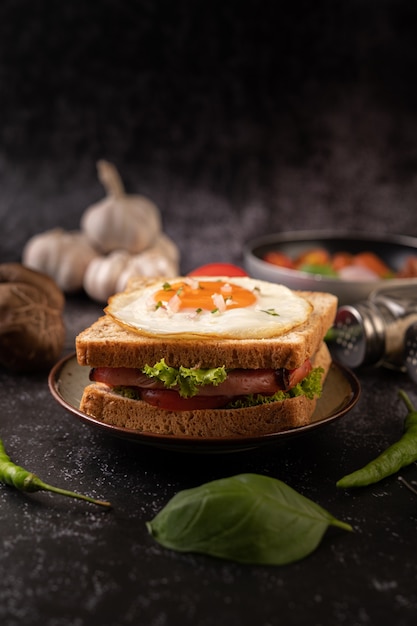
90;367;159;389
90;360;313;397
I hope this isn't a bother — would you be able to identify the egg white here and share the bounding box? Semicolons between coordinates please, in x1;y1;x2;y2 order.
106;276;312;339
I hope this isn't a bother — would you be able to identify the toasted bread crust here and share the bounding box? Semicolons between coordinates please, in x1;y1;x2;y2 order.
79;385;318;437
79;342;332;437
76;290;337;370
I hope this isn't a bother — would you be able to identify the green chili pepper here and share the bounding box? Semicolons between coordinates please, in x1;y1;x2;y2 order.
337;390;417;489
147;473;352;565
0;438;111;508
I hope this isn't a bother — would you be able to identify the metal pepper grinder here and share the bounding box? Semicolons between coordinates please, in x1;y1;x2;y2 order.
328;280;417;375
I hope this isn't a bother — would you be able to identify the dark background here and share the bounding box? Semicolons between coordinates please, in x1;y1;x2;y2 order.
1;3;417;626
1;0;417;271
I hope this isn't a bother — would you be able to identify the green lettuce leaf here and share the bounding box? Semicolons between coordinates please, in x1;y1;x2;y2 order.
142;359;227;398
138;359;324;403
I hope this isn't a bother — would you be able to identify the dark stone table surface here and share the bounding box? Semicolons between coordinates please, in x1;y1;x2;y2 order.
1;2;417;625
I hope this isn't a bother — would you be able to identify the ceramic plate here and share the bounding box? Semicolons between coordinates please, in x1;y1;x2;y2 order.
48;353;361;453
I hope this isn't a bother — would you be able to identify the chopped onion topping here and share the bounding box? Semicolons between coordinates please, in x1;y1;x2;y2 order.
168;293;181;313
184;277;201;290
212;292;227;313
220;282;233;294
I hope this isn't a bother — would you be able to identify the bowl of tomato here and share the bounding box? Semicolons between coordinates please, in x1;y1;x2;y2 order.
244;230;417;304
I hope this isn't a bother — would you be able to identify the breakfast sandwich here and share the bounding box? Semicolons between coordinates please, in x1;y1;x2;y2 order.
75;276;338;438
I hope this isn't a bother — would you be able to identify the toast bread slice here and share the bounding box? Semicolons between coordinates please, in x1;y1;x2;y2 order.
76;290;337;370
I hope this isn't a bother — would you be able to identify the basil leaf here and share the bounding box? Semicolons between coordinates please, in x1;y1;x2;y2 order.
146;473;352;565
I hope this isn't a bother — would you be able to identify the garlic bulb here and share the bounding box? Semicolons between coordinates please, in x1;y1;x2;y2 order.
83;250;131;303
20;161;181;302
22;228;99;292
151;232;181;265
83;234;180;302
115;247;179;294
81;160;162;254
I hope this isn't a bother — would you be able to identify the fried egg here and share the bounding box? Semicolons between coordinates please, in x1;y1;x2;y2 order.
106;276;312;339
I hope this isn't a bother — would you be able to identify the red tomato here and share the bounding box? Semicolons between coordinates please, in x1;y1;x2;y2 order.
331;252;354;272
294;248;331;269
397;256;417;278
287;360;312;388
352;252;392;278
140;389;231;411
188;263;248;277
262;251;295;269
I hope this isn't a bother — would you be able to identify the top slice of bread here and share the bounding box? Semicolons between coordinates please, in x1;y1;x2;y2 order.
76;289;337;370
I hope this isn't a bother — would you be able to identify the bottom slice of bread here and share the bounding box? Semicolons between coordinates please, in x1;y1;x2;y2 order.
80;385;321;438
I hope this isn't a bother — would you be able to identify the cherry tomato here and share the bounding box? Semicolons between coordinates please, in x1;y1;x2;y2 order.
331;252;354;272
262;251;294;269
352;252;393;278
294;248;331;269
188;263;248;277
397;256;417;278
140;389;231;411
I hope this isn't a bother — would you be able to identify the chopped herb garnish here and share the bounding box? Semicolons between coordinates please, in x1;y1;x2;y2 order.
261;308;280;316
162;282;172;291
196;308;203;314
211;308;219;314
155;300;164;310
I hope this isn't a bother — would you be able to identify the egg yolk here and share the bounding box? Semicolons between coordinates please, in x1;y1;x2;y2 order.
153;280;257;312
